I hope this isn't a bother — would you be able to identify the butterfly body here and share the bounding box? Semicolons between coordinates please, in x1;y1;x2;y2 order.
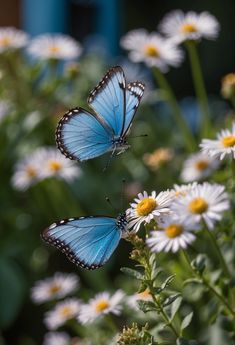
42;212;128;270
56;66;145;162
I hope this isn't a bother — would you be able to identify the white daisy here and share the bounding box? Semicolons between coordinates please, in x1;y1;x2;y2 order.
0;27;28;53
126;190;173;232
78;290;125;324
127;288;152;310
11;152;41;191
200;123;235;160
146;214;197;253
180;152;219;182
171;182;198;199
43;332;70;345
120;29;183;72
171;182;229;229
159;10;220;44
28;34;82;60
37;147;81;182
0;100;11;123
31;272;79;304
44;298;81;330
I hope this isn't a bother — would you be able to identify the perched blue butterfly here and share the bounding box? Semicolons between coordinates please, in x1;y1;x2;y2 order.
56;66;145;161
42;213;128;270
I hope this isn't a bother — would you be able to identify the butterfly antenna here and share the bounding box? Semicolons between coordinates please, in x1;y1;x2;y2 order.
128;134;148;140
105;196;117;212
102;149;116;172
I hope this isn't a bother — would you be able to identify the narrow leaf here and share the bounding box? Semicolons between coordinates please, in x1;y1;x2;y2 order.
120;267;143;280
181;312;194;331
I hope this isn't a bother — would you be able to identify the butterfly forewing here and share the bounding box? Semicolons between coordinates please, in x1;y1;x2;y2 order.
42;217;122;270
88;66;126;137
56;108;113;161
124;81;145;135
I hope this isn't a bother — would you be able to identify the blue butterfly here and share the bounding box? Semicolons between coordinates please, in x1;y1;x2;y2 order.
56;66;145;161
42;212;128;270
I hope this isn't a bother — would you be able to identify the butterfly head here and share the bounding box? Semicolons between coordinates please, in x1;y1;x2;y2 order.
116;212;128;231
112;136;130;154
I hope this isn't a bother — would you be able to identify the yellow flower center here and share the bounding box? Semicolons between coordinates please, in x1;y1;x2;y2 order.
26;166;37;178
49;45;60;54
137;288;151;300
48;160;62;172
0;37;11;47
136;198;157;216
60;306;74;317
188;197;208;214
49;284;61;294
165;224;183;238
221;135;235;148
144;44;159;57
181;23;197;33
195;159;209;171
95;299;110;312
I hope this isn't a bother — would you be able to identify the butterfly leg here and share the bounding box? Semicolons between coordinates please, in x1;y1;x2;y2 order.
103;146;117;172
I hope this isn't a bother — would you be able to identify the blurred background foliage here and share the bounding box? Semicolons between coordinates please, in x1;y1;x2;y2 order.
0;0;234;344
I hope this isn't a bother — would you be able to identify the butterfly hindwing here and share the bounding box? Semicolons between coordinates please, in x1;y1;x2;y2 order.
124;81;145;135
42;217;122;270
56;107;113;161
87;66;126;136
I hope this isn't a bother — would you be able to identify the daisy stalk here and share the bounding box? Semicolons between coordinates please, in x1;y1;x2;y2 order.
185;40;211;138
152;67;196;152
182;249;235;318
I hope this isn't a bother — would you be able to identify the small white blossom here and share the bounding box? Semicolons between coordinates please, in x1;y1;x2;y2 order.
200;123;235;160
31;272;79;304
78;290;125;324
171;182;229;229
44;298;81;330
146;214;197;253
43;332;70;345
0;27;28;52
171;182;198;199
120;29;183;72
28;34;82;60
181;152;219;182
159;10;220;44
126;190;173;232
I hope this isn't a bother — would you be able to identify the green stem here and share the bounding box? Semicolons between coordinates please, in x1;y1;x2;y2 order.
105;313;119;333
182;250;235;317
185;41;211;138
152;67;196;152
204;225;231;279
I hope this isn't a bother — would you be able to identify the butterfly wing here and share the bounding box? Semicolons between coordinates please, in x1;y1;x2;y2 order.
123;81;145;136
87;66;126;137
42;217;121;270
56;107;114;161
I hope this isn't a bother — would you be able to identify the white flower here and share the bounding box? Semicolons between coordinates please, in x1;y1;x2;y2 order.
159;10;220;44
28;34;82;60
127;288;152;310
78;290;125;324
43;332;70;345
146;214;197;253
127;191;172;232
31;272;79;304
120;29;183;72
0;100;11;123
180;152;219;182
200;123;235;160
44;298;81;330
171;182;229;229
0;27;28;52
171;182;198;198
11;152;41;191
36;147;81;181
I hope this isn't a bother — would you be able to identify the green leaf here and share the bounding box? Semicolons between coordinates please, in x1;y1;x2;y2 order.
0;258;26;329
163;293;181;307
120;267;143;280
177;338;198;345
191;254;206;274
137;300;157;313
183;278;202;285
161;275;175;290
181;312;194;331
170;296;182;321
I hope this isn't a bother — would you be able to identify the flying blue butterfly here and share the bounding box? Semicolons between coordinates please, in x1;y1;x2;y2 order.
56;66;145;162
42;212;128;270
